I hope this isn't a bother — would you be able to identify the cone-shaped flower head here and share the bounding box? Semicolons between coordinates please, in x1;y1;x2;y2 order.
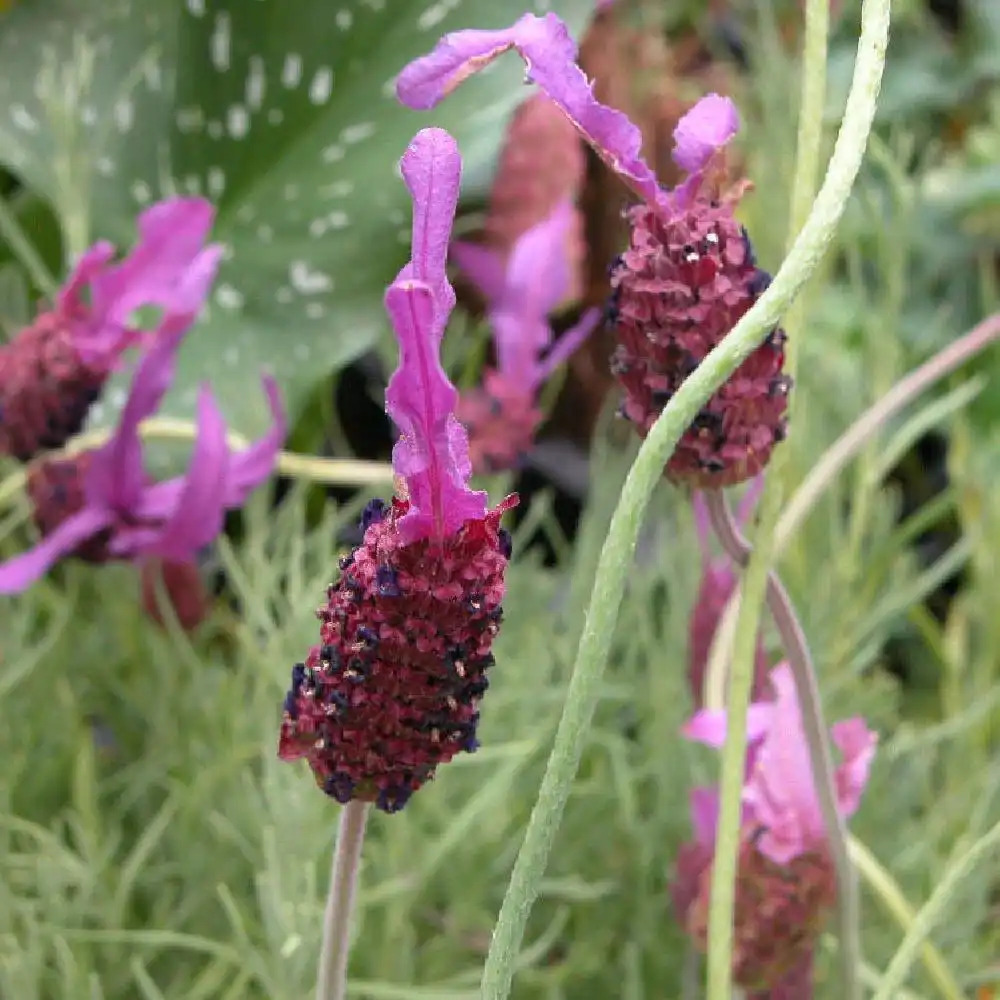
688;482;769;706
452;200;600;472
278;129;518;814
0;198;220;462
397;14;789;488
672;663;877;991
0;294;286;593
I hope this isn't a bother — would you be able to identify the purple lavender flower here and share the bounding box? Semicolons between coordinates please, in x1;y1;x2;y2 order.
278;129;518;813
0;318;286;593
0;198;221;461
452;199;600;472
673;663;877;993
397;14;790;489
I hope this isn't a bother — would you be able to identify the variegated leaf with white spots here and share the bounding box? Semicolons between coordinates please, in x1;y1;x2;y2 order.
0;0;597;440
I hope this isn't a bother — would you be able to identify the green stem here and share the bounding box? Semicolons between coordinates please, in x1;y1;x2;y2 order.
0;196;58;297
703;311;1000;703
316;801;370;1000
0;419;395;513
870;818;1000;1000
848;838;965;1000
479;0;889;994
703;0;888;995
704;491;861;998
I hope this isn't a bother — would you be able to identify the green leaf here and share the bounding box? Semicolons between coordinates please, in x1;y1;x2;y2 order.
0;0;597;443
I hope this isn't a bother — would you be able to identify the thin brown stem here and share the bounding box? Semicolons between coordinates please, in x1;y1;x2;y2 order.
316;800;370;1000
703;489;861;991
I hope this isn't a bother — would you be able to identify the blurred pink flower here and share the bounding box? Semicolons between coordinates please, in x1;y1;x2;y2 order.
673;663;877;993
0;314;285;592
0;197;220;461
452;199;600;472
688;481;769;706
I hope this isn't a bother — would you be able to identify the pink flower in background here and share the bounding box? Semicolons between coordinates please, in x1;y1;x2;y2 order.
0;198;221;461
688;480;769;706
0;303;286;592
452;200;600;471
279;129;518;813
673;663;877;993
397;13;790;489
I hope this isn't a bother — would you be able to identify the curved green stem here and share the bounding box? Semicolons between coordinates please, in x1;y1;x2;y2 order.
848;838;965;1000
870;818;1000;1000
704;311;1000;697
0;419;395;513
479;0;889;994
705;491;860;998
703;0;888;996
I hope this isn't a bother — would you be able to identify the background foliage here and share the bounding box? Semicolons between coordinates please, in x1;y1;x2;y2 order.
0;0;998;997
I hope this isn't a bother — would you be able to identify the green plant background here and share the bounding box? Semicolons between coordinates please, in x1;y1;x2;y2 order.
1;0;999;997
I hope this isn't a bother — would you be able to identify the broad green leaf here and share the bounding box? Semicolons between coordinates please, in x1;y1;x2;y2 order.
0;0;597;443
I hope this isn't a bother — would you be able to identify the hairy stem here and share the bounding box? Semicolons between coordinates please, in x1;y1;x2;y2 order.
479;0;888;993
316;801;370;1000
704;490;860;995
701;0;888;994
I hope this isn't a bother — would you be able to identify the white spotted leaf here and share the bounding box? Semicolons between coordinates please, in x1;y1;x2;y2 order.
0;0;597;440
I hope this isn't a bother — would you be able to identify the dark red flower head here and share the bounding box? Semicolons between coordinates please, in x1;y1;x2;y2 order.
0;198;220;462
278;494;515;813
397;14;790;489
278;129;518;813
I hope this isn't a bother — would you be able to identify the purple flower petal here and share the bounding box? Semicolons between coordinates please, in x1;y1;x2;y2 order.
396;13;665;209
0;506;114;593
830;718;877;818
682;702;774;748
85;324;190;513
385;279;486;543
450;241;507;303
671;94;740;174
222;375;286;505
743;663;822;863
533;306;600;384
690;786;720;845
399;127;461;325
65;198;222;363
140;386;230;561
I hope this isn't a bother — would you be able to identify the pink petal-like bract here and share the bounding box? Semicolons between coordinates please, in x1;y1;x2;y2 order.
396;13;665;210
385;130;487;543
671;93;740;174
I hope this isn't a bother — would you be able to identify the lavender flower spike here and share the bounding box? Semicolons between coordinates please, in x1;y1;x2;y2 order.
0;319;286;593
385;127;487;543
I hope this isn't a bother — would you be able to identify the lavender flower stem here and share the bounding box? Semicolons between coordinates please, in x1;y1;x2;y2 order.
479;0;887;993
316;800;370;1000
700;0;888;993
704;490;860;995
704;312;1000;712
0;420;395;511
